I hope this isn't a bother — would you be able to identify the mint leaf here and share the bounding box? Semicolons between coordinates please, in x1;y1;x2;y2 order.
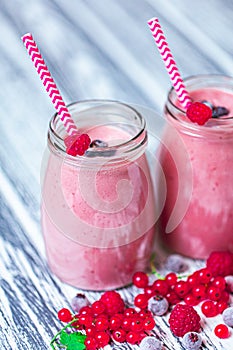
60;330;70;345
69;332;86;344
67;342;85;350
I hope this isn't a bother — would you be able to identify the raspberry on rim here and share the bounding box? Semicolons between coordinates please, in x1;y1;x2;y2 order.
186;102;212;125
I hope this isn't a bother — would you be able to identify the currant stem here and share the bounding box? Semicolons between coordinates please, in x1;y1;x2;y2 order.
50;318;79;349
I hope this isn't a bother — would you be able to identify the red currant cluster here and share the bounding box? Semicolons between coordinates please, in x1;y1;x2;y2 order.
57;290;155;349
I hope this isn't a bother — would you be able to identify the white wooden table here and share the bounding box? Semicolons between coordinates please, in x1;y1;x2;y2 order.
1;1;233;349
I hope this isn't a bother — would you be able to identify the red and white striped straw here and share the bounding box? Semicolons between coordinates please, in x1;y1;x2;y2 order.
147;17;191;109
21;33;78;136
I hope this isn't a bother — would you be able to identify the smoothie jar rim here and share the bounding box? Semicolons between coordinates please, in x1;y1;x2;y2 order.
167;74;233;134
48;99;148;166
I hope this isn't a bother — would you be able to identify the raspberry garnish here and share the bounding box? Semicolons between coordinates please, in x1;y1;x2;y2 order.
206;251;233;277
186;102;212;125
169;304;201;337
64;133;91;156
100;291;125;315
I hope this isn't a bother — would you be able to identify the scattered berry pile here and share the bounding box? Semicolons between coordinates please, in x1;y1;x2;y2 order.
51;251;233;350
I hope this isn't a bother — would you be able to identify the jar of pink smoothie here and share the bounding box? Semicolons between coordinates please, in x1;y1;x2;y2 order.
157;75;233;259
41;100;156;290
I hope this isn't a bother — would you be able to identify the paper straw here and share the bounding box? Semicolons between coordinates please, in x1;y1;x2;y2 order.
22;33;78;136
147;18;191;109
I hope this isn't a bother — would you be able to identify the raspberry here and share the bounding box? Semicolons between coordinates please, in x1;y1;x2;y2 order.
182;332;202;350
186;102;212;125
169;304;201;337
64;133;91;156
206;251;233;277
100;291;125;315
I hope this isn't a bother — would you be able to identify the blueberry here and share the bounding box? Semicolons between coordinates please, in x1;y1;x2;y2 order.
148;295;169;316
90;139;108;148
71;293;90;312
225;275;233;292
182;332;202;350
165;254;188;273
222;307;233;327
212;106;229;118
140;336;162;350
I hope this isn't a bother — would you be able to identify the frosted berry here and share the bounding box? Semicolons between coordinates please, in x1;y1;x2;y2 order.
57;308;72;322
206;251;233;277
186;102;212;125
169;304;201;337
225;275;233;292
133;271;149;288
64;133;91;156
182;332;202;350
71;293;90;313
222;307;233;327
148;295;169;316
100;291;125;315
165;254;188;273
140;336;162;350
214;324;230;339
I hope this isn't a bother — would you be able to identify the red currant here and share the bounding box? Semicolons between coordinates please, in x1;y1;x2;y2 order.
85;336;98;350
144;285;155;298
197;268;212;284
79;306;93;315
126;331;140;344
95;315;109;331
91;300;106;315
130;317;143;332
165;272;177;286
57;308;72;322
212;276;226;291
79;314;93;327
124;308;137;318
217;301;228;314
187;272;199;287
184;293;199;306
201;300;218;317
112;328;126;342
165;291;181;305
143;316;156;331
138;309;153;319
174;281;190;297
132;271;149;288
122;317;132;331
220;290;230;303
95;331;110;347
192;285;207;301
134;294;148;309
85;326;96;337
214;324;230;339
152;279;169;296
109;314;123;330
207;286;222;301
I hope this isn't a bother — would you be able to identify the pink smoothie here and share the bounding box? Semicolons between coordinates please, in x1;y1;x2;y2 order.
41;124;155;290
158;86;233;259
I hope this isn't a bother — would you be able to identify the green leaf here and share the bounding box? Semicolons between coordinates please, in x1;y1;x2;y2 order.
60;330;70;345
67;342;85;350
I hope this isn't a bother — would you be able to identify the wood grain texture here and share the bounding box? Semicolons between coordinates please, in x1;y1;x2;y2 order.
0;1;233;349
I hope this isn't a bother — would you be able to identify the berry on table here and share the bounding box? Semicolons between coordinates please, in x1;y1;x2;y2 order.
57;308;72;322
165;254;188;273
197;268;212;284
222;307;233;327
152;279;169;296
201;300;218;317
134;293;148;309
100;290;125;315
165;272;177;286
126;331;140;344
71;293;90;313
112;328;126;342
206;251;233;277
140;336;162;350
148;295;169;316
174;280;190;297
186;102;212;125
133;271;149;288
182;332;202;350
214;324;230;339
169;304;201;337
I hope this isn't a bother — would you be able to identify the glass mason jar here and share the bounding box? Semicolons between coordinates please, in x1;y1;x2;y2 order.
41;100;156;290
157;75;233;259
